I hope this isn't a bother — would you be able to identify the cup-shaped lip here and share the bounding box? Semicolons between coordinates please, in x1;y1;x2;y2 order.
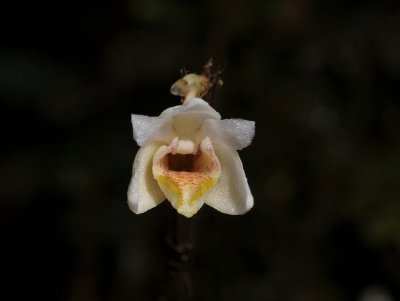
152;136;221;217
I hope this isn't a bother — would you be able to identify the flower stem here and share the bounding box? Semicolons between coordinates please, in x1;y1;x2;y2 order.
158;212;193;301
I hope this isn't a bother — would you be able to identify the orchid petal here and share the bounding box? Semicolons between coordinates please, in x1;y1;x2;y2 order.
128;142;166;214
204;143;253;214
203;118;255;150
131;114;175;146
131;114;163;146
152;136;221;217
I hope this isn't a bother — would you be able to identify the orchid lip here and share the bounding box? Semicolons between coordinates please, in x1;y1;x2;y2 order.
152;136;221;217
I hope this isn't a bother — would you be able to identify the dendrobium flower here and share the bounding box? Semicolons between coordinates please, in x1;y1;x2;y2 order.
128;98;255;218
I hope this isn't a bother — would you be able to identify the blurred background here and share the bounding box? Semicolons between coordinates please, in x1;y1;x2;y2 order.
2;0;400;300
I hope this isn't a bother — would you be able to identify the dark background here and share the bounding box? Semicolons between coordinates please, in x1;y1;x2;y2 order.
2;0;400;300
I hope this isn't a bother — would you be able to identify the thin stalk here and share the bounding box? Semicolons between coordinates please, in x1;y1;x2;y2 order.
158;213;193;301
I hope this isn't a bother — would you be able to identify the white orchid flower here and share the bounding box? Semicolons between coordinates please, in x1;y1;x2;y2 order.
127;97;255;218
